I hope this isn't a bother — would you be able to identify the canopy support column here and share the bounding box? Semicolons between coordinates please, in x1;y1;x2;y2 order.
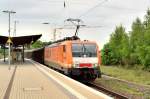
22;45;24;62
3;44;6;62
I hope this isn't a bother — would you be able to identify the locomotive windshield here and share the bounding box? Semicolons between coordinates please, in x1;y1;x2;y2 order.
72;43;97;57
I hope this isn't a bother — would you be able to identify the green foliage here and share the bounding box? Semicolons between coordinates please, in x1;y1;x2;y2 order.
101;9;150;70
0;48;5;55
139;9;150;70
101;43;112;65
31;40;52;49
137;45;150;70
102;25;130;65
130;17;144;65
0;48;6;58
0;48;3;58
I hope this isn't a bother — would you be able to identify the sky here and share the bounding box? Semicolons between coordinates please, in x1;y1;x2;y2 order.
0;0;150;49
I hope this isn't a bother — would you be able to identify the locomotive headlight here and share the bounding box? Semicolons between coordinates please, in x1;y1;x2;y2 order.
94;63;98;67
73;64;79;68
73;64;75;67
75;64;79;67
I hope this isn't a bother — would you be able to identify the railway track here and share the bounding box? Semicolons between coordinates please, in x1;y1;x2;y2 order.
102;74;150;89
87;82;129;99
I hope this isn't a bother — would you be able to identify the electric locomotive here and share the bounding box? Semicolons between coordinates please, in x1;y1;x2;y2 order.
44;36;101;81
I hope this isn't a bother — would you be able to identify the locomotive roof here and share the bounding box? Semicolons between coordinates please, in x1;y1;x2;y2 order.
46;37;96;47
25;47;44;52
52;36;80;44
48;36;96;45
45;36;80;47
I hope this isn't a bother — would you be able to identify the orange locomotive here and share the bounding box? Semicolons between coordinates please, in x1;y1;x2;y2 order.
44;36;101;81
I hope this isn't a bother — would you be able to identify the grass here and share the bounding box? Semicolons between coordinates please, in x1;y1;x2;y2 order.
96;78;143;96
0;54;3;59
100;65;150;86
96;66;150;98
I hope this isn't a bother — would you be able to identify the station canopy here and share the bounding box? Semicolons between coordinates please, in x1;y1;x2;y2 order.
0;34;42;46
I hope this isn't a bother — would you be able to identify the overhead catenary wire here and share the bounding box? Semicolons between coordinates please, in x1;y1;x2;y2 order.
42;0;106;34
78;0;108;18
41;0;107;27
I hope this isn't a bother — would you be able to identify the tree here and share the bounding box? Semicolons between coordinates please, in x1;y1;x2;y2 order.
109;25;130;65
31;40;44;48
101;8;150;70
31;40;52;49
101;43;112;65
120;33;130;65
138;9;150;70
130;18;144;65
101;25;130;65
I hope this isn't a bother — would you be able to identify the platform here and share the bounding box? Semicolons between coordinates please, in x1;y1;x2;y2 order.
0;59;112;99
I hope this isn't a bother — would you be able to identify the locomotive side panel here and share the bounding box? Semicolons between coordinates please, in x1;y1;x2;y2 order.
44;42;73;71
63;43;73;68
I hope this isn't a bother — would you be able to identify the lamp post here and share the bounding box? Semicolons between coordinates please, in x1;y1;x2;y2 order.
3;10;16;69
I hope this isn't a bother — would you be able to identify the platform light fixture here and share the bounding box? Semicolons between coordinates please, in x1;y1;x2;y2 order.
2;10;16;69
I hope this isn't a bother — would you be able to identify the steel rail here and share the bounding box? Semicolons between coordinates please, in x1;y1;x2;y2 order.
88;82;129;99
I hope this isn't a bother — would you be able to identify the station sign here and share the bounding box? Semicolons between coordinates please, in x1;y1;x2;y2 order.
6;37;13;44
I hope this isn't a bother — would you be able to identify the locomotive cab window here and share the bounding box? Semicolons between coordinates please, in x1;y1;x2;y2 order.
72;43;97;57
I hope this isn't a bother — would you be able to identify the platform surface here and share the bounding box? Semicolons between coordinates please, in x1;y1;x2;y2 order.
0;59;111;99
